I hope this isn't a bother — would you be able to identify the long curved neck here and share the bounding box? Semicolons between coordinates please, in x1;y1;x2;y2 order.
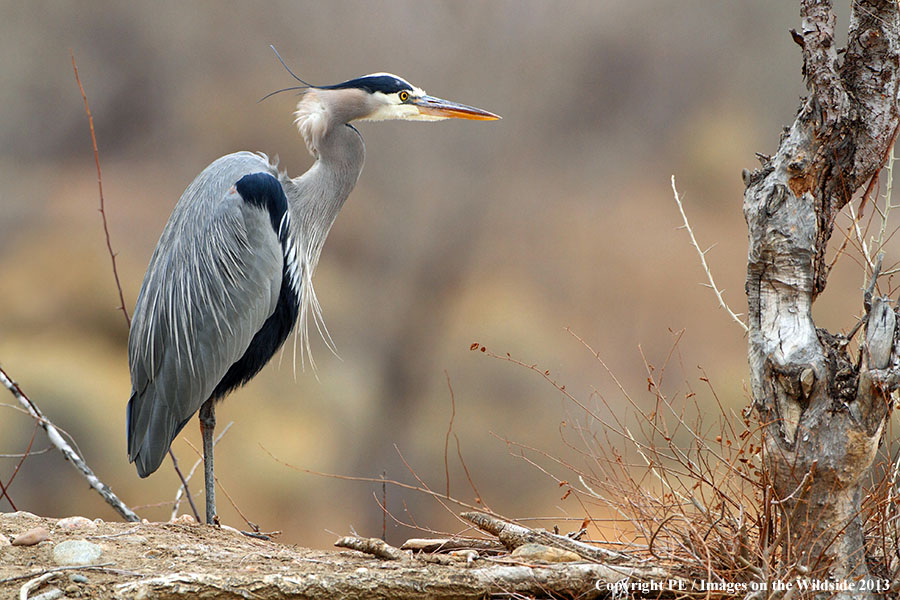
279;112;366;364
287;121;365;252
282;91;367;294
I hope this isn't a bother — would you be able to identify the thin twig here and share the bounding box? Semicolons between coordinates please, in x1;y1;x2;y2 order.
0;420;33;510
0;563;122;586
169;421;231;521
70;51;130;328
0;365;139;522
381;471;387;542
443;372;488;511
87;526;140;540
184;431;258;530
2;419;39;511
443;370;455;500
167;451;201;523
260;444;491;515
671;175;749;333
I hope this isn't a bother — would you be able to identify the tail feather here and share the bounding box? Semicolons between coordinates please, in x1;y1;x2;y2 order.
127;389;191;478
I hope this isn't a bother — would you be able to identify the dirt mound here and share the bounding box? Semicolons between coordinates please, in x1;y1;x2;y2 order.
3;511;660;599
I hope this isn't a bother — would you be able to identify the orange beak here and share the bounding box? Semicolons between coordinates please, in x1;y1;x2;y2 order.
411;95;501;121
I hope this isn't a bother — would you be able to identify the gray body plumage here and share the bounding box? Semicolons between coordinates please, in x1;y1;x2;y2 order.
128;128;364;477
124;70;497;524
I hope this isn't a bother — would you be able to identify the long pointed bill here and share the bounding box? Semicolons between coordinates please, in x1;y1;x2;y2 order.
412;95;501;121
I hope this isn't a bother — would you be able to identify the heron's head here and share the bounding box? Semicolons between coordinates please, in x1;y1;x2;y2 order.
291;73;498;157
319;73;500;123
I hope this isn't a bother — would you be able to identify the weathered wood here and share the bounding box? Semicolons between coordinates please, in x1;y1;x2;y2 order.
743;1;900;596
334;536;408;561
112;562;673;600
461;511;631;564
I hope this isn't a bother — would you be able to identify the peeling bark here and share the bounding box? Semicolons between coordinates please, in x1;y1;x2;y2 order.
744;1;900;596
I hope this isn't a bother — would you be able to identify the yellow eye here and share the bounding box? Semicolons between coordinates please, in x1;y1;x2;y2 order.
399;91;409;102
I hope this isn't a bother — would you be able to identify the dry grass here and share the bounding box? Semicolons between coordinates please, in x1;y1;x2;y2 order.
472;317;900;597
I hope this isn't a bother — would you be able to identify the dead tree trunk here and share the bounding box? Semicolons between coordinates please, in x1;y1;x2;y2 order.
743;1;900;595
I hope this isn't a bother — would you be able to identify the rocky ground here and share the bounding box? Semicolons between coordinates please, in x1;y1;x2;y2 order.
2;510;357;599
0;510;672;599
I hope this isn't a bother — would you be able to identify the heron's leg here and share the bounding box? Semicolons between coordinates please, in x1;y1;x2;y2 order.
198;399;217;525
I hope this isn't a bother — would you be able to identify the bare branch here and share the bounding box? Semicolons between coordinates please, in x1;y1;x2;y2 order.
335;536;407;561
0;365;139;522
671;176;749;333
70;51;130;328
166;451;201;523
461;511;632;564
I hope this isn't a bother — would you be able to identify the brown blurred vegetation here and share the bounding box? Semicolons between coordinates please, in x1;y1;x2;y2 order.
0;1;876;548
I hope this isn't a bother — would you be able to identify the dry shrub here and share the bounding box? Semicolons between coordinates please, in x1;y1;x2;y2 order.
483;327;900;596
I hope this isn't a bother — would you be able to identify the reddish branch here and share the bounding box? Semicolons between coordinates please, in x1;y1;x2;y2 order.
70;51;130;328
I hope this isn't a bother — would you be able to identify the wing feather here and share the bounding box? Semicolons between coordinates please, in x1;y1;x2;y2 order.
127;153;284;477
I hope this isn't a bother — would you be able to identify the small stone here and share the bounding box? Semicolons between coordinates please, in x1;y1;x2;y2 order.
510;543;581;563
56;516;97;531
3;510;39;520
30;588;62;600
69;574;88;583
121;535;148;544
12;526;50;546
171;514;195;524
0;534;10;547
52;539;103;565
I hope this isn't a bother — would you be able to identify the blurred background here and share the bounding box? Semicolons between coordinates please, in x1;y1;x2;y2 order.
0;1;879;548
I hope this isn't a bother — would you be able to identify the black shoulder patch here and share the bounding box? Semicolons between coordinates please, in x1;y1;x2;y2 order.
234;172;287;234
212;173;300;403
323;74;413;95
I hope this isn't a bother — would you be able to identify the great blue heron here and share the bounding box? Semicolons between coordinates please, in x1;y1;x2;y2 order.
125;68;499;525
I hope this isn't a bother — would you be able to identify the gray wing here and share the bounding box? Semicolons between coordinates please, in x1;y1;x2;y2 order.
127;152;283;477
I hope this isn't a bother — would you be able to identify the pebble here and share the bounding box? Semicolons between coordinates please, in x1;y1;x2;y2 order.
121;534;148;545
510;543;581;563
2;510;39;520
69;574;89;583
12;526;50;546
56;516;97;531
171;514;195;524
52;539;103;565
30;588;62;600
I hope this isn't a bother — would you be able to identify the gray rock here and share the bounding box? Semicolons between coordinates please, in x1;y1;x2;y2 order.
52;540;102;565
30;589;63;600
